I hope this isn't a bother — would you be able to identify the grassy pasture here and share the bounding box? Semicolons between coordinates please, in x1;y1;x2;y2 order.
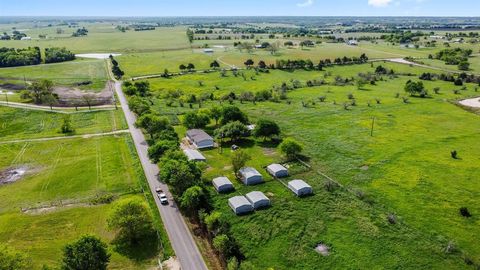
0;107;127;142
149;62;480;268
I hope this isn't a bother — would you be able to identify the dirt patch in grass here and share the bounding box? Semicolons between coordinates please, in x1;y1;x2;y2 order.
22;202;90;214
0;166;28;185
53;83;113;107
163;257;181;270
262;148;277;156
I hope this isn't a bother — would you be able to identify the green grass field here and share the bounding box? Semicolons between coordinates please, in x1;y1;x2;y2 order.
0;107;127;142
148;62;480;269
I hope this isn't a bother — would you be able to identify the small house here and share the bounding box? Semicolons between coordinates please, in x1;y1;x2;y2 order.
228;196;253;215
266;164;288;178
288;179;313;197
186;129;214;149
239;167;263;185
245;191;270;209
183;149;206;162
212;176;234;193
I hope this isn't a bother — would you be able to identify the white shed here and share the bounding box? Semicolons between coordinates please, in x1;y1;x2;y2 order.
212;177;234;193
266;164;288;178
228;196;253;215
239;167;263;185
186;129;214;149
288;179;313;197
245;191;270;209
183;149;206;162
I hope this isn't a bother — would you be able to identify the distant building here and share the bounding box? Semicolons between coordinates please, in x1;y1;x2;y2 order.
183;149;206;162
212;176;234;193
186;129;214;149
266;164;288;178
245;191;270;209
239;167;263;185
430;35;445;40
288;180;313;197
20;36;31;40
228;196;253;215
347;40;358;46
203;48;214;53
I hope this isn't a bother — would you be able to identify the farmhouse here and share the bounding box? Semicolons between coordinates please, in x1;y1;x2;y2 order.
245;191;270;209
266;163;288;178
186;129;214;149
239;167;263;185
288;179;313;197
183;148;206;162
228;196;253;215
212;176;234;193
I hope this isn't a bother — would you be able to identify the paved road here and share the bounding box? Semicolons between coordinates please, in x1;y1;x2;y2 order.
113;81;208;270
0;130;129;144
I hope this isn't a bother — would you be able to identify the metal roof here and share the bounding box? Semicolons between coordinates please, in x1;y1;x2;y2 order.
228;196;252;208
186;129;213;143
245;191;269;204
288;179;311;190
267;163;287;173
212;177;233;188
183;149;206;161
239;167;261;179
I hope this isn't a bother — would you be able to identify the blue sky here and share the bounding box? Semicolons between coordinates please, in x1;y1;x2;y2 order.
0;0;479;17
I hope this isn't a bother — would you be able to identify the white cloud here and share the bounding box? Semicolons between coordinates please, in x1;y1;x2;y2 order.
297;0;314;7
368;0;393;7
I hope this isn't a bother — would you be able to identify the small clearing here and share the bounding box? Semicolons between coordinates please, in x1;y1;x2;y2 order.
459;97;480;108
0;166;28;185
76;53;121;59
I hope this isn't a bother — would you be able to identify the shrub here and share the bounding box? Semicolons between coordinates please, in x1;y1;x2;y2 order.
387;213;397;224
459;207;472;218
279;138;303;159
451;150;458;159
323;179;339;192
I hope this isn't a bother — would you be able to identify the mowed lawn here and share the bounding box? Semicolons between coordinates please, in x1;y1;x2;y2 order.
0;107;127;142
0;59;108;91
149;62;480;268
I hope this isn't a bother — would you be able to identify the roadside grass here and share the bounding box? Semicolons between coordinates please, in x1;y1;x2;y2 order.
0;135;173;269
151;62;480;268
0;107;127;142
0;59;108;91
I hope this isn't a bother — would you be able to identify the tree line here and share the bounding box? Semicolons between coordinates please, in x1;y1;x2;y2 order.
0;46;75;67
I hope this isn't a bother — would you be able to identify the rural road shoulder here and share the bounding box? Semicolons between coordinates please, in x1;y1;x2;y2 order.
113;81;208;270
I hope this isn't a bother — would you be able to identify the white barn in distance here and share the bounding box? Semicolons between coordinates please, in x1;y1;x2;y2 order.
245;191;270;209
288;180;313;197
228;196;254;215
239;167;263;185
212;176;234;193
186;129;214;149
266;164;288;178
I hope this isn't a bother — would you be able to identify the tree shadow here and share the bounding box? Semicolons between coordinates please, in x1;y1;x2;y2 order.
111;234;160;262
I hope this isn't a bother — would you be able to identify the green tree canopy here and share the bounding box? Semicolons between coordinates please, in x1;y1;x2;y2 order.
135;114;171;139
231;150;251;176
253;119;280;140
0;245;31;270
61;235;110;270
279;138;303;159
220;106;249;125
182;111;211;129
215;121;250;142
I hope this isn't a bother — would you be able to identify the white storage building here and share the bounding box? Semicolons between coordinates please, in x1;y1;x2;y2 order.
266;163;288;178
186;129;214;149
228;196;253;215
183;149;206;162
245;191;270;209
239;167;263;185
212;176;234;193
288;179;313;197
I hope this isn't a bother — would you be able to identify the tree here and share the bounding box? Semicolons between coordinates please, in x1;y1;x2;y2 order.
258;60;267;69
107;199;155;245
187;63;195;71
28;79;55;104
133;81;150;97
0;245;31;270
61;235;110;270
210;60;220;69
231;150;251;176
404;80;426;96
128;96;150;116
267;42;280;55
82;94;96;110
179;64;187;71
253;119;280;140
356;78;368;90
215;121;250;142
180;185;208;217
220;106;249;125
279;138;303;159
135;114;170;139
244;59;254;67
60;115;74;134
458;61;470;71
209;106;222;126
182;111;210;129
159;159;201;196
148;140;178;162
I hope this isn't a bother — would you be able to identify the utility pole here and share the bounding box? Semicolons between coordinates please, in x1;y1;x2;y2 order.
4;92;8;105
370;116;376;137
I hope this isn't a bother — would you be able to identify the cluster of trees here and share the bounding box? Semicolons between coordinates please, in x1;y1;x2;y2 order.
110;55;124;79
0;30;27;40
273;54;368;70
381;31;425;43
0;46;76;67
404;80;428;97
45;47;75;63
22;79;58;106
0;47;41;67
419;72;480;86
179;63;196;72
72;27;88;37
435;48;472;70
